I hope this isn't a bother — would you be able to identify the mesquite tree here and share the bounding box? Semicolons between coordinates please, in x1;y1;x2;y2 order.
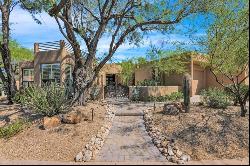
0;0;20;104
204;0;249;117
23;0;209;105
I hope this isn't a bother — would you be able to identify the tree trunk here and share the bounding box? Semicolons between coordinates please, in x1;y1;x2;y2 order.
239;98;247;117
0;5;17;104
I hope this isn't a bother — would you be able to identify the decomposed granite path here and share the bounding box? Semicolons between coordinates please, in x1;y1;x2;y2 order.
94;98;168;162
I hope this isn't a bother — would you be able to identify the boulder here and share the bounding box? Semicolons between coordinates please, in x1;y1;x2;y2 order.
62;111;82;124
163;104;179;115
173;102;185;112
43;116;61;129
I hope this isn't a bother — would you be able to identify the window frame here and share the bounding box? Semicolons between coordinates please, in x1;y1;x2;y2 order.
40;63;61;85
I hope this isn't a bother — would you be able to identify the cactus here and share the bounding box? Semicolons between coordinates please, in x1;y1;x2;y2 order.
183;74;191;113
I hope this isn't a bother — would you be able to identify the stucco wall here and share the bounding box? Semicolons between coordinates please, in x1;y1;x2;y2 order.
205;68;249;88
134;65;153;85
192;63;206;95
129;86;182;101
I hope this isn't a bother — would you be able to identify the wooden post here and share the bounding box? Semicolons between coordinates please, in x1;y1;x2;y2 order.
91;108;94;121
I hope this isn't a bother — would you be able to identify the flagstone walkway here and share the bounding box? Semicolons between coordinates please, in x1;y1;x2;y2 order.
94;98;167;162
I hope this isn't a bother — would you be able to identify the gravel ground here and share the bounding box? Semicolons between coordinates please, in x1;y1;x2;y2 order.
0;101;107;162
151;105;249;160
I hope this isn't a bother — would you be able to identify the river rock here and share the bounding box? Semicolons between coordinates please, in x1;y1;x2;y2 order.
75;152;83;162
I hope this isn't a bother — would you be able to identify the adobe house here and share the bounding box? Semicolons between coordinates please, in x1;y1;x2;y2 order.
18;40;123;99
132;52;249;100
18;40;248;100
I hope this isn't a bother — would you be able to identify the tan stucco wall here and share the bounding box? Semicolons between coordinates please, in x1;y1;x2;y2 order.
134;65;153;85
19;47;73;87
129;86;182;101
98;64;122;87
205;68;249;88
192;63;206;95
34;49;62;85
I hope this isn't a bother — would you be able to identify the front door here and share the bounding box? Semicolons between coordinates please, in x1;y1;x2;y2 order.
106;74;116;86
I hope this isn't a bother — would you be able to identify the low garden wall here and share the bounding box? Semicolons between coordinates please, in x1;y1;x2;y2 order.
129;86;182;101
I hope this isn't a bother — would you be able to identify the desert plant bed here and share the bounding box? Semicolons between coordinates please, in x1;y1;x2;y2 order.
149;104;249;160
0;100;107;162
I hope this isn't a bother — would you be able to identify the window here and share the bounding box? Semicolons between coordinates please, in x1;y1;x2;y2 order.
22;69;34;88
41;63;60;85
23;69;34;80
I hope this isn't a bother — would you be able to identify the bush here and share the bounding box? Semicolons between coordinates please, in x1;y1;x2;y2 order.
0;119;28;139
224;84;249;105
167;92;184;101
130;87;140;101
14;83;69;117
146;92;183;102
138;79;158;86
200;87;230;109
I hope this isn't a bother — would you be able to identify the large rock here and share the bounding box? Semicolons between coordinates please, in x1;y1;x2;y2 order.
163;104;179;115
173;102;185;112
62;111;82;124
43;116;61;129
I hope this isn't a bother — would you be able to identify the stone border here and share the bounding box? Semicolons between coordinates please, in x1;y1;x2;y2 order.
75;102;116;162
143;109;191;164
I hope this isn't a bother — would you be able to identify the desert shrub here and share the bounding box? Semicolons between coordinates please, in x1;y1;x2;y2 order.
147;92;183;102
167;91;184;101
130;87;140;101
224;84;249;105
138;79;157;86
15;83;69;117
0;119;28;139
200;87;230;109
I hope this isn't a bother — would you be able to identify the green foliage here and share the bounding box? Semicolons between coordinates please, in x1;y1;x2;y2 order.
147;92;183;102
14;83;69;117
225;84;249;105
168;92;184;101
146;46;189;78
0;39;33;64
200;88;230;109
205;0;249;77
138;79;157;86
119;59;135;86
0;119;28;139
130;87;140;102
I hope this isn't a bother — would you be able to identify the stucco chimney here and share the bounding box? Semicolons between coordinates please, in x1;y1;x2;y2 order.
34;43;39;54
60;40;65;49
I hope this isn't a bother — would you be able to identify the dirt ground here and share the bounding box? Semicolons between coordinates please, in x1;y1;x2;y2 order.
151;105;249;160
0;100;107;161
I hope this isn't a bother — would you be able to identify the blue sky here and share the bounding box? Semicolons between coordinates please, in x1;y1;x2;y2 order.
9;7;208;62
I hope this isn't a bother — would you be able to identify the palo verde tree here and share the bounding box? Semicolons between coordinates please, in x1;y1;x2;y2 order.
119;56;147;86
23;0;210;105
0;0;21;104
146;45;190;85
204;0;249;117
